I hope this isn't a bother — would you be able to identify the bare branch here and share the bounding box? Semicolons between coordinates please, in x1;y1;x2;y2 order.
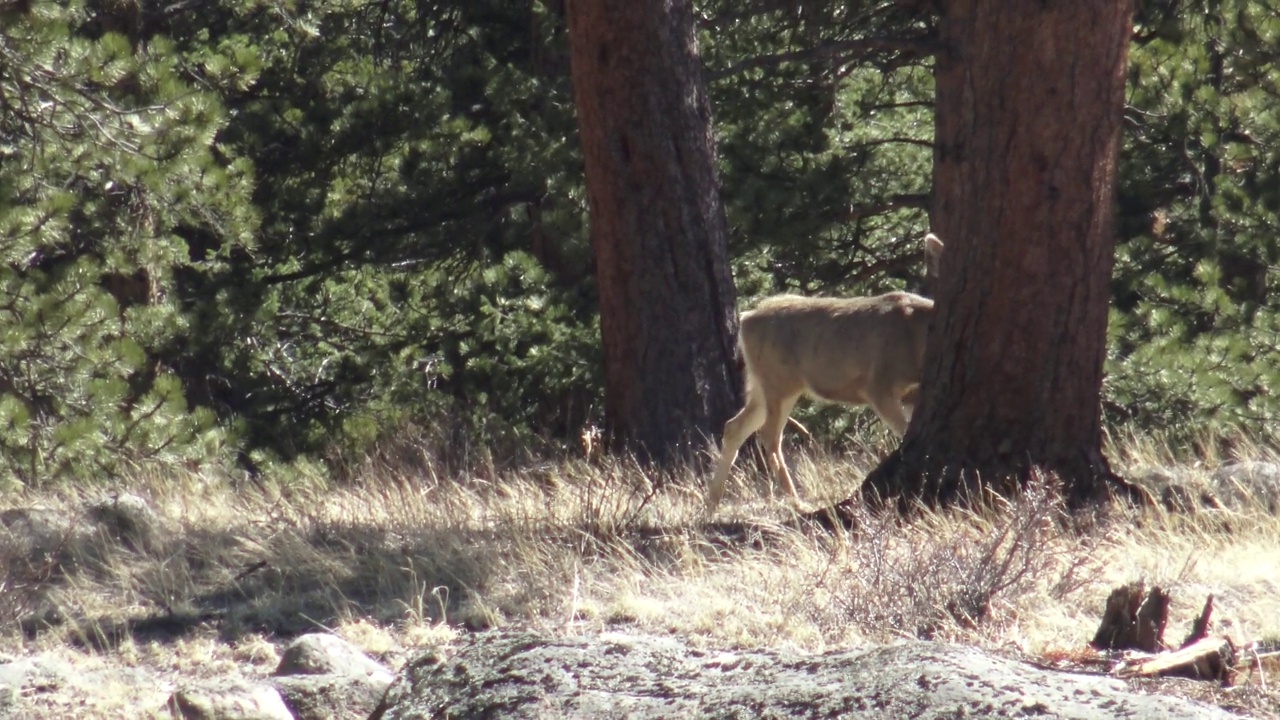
710;35;936;82
854;136;934;150
844;252;926;286
844;194;929;221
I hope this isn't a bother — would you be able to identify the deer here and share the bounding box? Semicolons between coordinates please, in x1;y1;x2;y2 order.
705;233;944;515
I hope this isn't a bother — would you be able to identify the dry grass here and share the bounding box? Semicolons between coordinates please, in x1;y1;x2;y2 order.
2;432;1279;717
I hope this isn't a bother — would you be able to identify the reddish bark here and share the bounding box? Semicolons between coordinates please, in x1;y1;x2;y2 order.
565;0;740;462
863;0;1143;509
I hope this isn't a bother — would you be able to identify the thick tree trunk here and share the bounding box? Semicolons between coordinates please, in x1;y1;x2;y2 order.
863;0;1140;510
565;0;741;463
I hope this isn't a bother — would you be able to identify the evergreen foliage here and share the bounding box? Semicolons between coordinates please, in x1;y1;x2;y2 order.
0;2;253;485
704;1;934;299
1110;0;1280;441
150;0;599;469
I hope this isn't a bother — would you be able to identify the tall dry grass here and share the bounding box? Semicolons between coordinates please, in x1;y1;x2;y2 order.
2;430;1279;716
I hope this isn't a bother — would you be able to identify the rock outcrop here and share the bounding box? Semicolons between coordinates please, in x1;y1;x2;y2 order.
371;631;1244;720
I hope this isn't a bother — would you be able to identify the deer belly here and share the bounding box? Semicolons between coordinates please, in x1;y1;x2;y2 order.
808;377;870;405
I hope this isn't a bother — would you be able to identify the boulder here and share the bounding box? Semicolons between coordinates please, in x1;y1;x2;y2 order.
86;492;161;552
270;633;394;720
274;633;392;681
166;680;293;720
0;507;86;570
272;673;389;720
371;631;1243;720
1129;466;1222;512
1211;461;1280;512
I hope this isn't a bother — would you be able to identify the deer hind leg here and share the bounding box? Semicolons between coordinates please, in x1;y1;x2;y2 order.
706;384;767;514
759;394;801;506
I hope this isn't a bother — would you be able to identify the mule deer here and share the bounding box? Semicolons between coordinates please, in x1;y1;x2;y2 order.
705;234;944;514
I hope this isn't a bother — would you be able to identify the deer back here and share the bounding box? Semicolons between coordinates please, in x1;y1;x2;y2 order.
739;292;933;399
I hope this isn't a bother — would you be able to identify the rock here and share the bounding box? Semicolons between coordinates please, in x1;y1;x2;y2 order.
166;680;293;720
0;507;85;569
0;507;75;546
86;492;160;551
1129;467;1222;512
1211;461;1280;512
0;647;76;710
272;673;389;720
271;634;394;720
371;631;1243;720
1131;466;1191;489
0;660;22;716
275;633;392;681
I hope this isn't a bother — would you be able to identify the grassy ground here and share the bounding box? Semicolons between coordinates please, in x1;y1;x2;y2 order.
2;432;1279;718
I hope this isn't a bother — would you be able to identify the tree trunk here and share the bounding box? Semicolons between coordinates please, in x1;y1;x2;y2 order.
565;0;741;463
863;0;1141;510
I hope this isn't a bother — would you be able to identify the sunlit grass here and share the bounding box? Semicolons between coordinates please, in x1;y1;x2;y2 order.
2;430;1279;717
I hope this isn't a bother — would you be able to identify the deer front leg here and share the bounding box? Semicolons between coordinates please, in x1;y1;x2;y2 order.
868;389;911;437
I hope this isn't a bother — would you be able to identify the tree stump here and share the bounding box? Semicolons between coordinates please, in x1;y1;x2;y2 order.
1091;582;1169;652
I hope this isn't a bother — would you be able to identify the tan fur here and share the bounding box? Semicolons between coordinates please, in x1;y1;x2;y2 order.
706;234;944;515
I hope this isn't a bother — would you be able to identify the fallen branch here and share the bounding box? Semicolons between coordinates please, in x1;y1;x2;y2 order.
1115;635;1238;684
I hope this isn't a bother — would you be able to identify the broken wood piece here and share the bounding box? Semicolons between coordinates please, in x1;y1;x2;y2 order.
1182;593;1215;647
1135;585;1170;652
1115;635;1238;684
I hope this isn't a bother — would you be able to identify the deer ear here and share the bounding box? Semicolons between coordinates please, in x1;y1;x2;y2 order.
923;233;944;279
924;233;944;259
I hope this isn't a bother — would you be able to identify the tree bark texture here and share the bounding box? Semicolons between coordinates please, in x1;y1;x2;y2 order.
864;0;1137;509
565;0;741;463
